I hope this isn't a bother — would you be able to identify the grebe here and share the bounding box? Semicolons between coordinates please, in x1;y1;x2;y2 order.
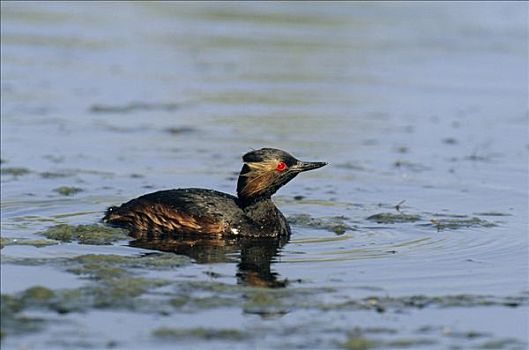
103;148;326;238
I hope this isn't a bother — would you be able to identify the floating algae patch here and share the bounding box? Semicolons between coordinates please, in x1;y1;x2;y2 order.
0;167;31;176
71;253;190;270
152;327;247;341
242;290;289;317
366;213;422;224
341;328;437;350
0;237;59;249
474;212;512;217
426;217;497;231
56;253;185;310
3;253;190;277
341;329;378;350
19;286;56;304
316;294;528;313
0;287;56;337
39;171;75;179
341;336;376;350
2;272;174;319
165;126;197;135
39;224;128;245
1;253;188;329
478;338;528;350
289;214;355;234
89;101;180;114
90;277;171;309
178;280;251;294
169;294;239;311
68;261;128;281
67;253;190;280
384;338;437;347
0;278;171;339
53;186;83;196
171;279;335;316
1;295;48;337
46;276;171;313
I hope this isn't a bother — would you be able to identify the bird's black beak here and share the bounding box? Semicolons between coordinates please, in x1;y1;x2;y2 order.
294;161;328;172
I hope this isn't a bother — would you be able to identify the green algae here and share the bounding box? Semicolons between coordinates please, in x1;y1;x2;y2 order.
1;276;171;316
2;277;528;345
439;329;490;339
179;280;249;294
243;290;288;316
71;253;190;271
20;286;55;304
0;237;59;249
91;277;170;308
366;212;497;230
479;338;527;349
341;329;378;350
152;327;246;341
361;327;398;335
4;253;190;276
192;296;239;309
53;186;83;196
89;102;180;114
68;263;128;281
385;338;437;347
39;224;128;245
1;287;54;337
1;167;31;176
342;328;438;349
166;126;197;135
1;294;24;315
315;294;528;313
1;246;525;344
39;171;73;178
289;214;355;234
0;251;189;339
0;313;47;337
427;217;497;231
63;254;184;308
366;213;422;224
474;212;512;217
342;337;376;350
63;253;186;306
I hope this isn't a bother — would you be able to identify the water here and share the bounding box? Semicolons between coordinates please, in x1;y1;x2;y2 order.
1;2;528;349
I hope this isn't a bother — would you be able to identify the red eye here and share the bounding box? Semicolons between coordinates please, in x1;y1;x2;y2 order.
276;161;286;171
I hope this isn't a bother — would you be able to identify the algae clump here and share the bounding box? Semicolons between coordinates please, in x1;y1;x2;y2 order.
152;327;246;340
71;253;190;271
342;337;376;350
289;214;355;234
21;286;55;304
429;217;496;231
39;224;128;245
366;213;421;224
342;329;377;350
53;186;83;196
1;167;31;176
0;237;59;249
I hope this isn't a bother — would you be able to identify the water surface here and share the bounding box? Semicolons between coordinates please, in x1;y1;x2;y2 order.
1;2;528;349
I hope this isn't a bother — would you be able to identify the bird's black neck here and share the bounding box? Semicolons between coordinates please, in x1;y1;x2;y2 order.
238;195;273;211
238;196;290;237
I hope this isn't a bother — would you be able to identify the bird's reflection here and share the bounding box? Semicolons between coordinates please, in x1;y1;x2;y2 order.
129;234;290;288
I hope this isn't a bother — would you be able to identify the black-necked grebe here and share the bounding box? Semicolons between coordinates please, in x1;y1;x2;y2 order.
103;148;326;238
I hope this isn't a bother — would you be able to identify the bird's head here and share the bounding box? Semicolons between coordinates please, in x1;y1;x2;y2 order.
237;148;327;203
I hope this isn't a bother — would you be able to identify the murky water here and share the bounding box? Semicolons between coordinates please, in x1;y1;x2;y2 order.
1;2;528;349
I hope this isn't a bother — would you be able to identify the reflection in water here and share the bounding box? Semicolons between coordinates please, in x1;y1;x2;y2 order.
130;235;290;288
